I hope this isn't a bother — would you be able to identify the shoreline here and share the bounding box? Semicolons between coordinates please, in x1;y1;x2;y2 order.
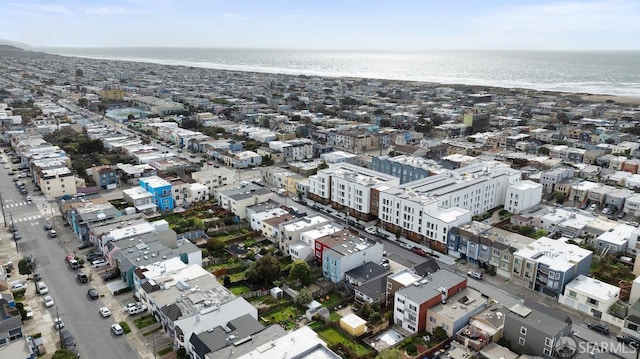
31;49;640;105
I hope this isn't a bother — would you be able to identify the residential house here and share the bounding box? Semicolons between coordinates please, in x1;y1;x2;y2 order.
595;223;636;254
345;262;389;287
558;275;621;327
139;176;173;212
191;168;236;198
426;287;487;337
279;215;332;255
456;305;509;351
68;201;120;241
393;269;467;334
216;183;272;220
321;237;383;283
502;303;572;357
540;167;574;194
511;237;592;297
122;187;157;215
0;298;23;346
86;165;118;190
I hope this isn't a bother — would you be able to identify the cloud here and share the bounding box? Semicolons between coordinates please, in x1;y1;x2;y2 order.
8;2;72;15
85;7;130;15
223;13;237;18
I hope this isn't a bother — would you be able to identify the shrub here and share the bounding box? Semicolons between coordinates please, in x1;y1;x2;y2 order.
119;321;131;334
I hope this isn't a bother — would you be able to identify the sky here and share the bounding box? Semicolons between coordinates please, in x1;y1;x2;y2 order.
2;0;639;50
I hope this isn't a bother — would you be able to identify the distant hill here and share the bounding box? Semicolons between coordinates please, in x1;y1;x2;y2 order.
0;39;31;50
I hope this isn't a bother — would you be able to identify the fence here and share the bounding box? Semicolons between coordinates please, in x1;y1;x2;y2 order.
240;288;270;299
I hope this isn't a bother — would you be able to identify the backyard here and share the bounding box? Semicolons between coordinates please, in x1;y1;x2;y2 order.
317;327;373;357
261;305;303;330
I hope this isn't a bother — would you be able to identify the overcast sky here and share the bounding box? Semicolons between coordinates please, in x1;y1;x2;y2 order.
3;0;639;50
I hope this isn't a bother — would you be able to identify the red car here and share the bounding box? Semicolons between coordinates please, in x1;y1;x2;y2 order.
412;248;428;257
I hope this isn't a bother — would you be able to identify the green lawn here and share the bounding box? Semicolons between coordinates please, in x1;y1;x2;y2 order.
229;285;252;296
317;327;372;356
133;314;157;329
329;312;342;322
261;306;302;330
317;292;342;308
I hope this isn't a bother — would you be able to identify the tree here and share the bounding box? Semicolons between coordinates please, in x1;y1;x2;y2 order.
206;237;225;253
537;146;550;156
357;303;374;319
376;348;403;359
77;97;89;108
75;69;84;77
433;326;448;341
223;275;231;287
244;255;280;284
294;288;312;308
18;258;33;276
553;191;566;204
288;260;311;285
53;349;78;359
127;114;135;121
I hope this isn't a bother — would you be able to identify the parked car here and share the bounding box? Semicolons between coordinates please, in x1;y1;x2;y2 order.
33;273;42;281
60;328;75;348
87;288;99;300
77;272;88;283
125;302;147;315
111;323;124;336
43;295;54;308
587;322;609;335
589;203;597;211
48;230;57;238
617;335;640;347
78;241;93;250
102;271;119;282
86;253;102;261
91;259;109;269
412;247;428;257
11;281;27;291
36;282;49;295
43;223;52;231
24;306;33;320
54;317;65;329
468;271;484;280
99;307;111;318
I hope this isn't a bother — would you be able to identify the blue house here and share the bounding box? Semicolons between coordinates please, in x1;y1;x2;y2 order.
139;176;173;211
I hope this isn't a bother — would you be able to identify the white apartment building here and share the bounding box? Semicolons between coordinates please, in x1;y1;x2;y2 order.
558;275;620;326
279;215;332;254
379;162;520;252
216;184;273;219
504;180;543;214
36;167;78;199
190;167;236;196
268;139;313;161
295;223;345;261
540;167;574;194
308;163;400;221
122;186;157;214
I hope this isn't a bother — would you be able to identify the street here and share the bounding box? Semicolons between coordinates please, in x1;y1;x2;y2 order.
1;154;139;359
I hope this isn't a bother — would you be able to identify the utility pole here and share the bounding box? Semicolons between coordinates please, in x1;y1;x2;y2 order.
0;192;5;227
11;213;17;254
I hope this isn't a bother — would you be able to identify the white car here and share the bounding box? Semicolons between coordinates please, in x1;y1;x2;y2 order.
43;295;54;308
99;307;111;318
111;324;124;336
365;226;378;235
24;306;33;319
37;282;49;295
54;317;65;329
91;259;109;269
10;282;27;291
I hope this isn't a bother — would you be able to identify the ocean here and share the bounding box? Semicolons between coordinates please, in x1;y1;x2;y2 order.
39;47;640;97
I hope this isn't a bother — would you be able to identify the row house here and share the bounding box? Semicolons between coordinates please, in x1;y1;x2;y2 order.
220;150;262;168
426;287;487;337
122;187;157;215
86;165;119;190
539;167;574;194
35;166;77;200
139;176;174;212
308;163;400;221
114;163;158;185
624;194;640;217
268;139;313;161
216;183;272;220
279;215;332;254
191;167;235;197
321;236;383;283
379;162;522;253
68;201;120;241
455;305;509;351
511;237;592;297
393;270;467;334
300;224;347;263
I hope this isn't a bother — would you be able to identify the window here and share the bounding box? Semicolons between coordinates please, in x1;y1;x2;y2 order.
545;337;554;347
520;327;527;335
543;348;552;356
519;337;526;345
568;290;577;298
430;316;436;323
442;324;449;331
587;297;599;306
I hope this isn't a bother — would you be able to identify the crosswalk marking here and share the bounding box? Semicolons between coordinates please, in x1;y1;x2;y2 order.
4;202;29;208
8;215;43;223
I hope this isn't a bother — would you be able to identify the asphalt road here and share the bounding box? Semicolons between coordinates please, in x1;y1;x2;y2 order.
2;156;139;359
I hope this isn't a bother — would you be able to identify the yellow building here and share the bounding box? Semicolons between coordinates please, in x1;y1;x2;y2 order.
99;88;125;101
339;313;367;337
